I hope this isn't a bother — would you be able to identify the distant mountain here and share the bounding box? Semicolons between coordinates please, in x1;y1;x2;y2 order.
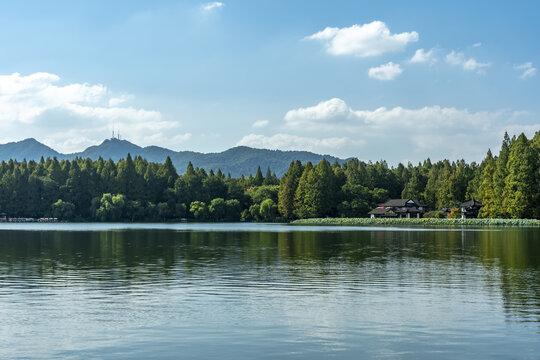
0;138;347;177
73;138;146;160
0;138;61;161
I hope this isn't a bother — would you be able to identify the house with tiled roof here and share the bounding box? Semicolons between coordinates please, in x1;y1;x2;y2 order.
368;199;426;219
459;198;483;219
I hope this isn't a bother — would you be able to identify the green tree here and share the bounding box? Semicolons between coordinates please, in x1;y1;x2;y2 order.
304;159;338;217
225;199;241;221
249;203;261;221
262;167;272;185
436;160;454;208
503;134;536;218
158;156;178;188
175;203;187;218
423;165;440;209
401;167;425;201
278;161;303;219
253;166;264;186
494;132;511;216
293;161;313;218
209;198;227;221
259;198;278;221
246;185;279;204
203;175;228;202
179;162;204;205
96;193;126;221
51;199;75;220
116;154;142;200
190;201;208;220
478;150;497;218
157;202;173;221
65;161;85;217
126;200;145;221
531;131;540;218
338;184;371;217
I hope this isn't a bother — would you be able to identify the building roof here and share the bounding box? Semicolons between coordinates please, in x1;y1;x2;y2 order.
460;198;483;208
368;207;397;216
378;199;425;207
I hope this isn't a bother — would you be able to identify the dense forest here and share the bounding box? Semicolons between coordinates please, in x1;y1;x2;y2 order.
0;132;538;221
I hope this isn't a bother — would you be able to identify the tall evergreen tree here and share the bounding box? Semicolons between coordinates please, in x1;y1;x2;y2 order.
65;161;84;216
278;161;303;219
262;167;273;185
401;167;425;201
293;162;313;218
158;156;178;188
253;166;264;186
116;153;140;200
494;132;511;217
531;131;540;218
503;134;536;218
478;150;497;218
296;159;337;218
436;160;453;208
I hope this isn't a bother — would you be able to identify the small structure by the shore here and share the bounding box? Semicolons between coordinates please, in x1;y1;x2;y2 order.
368;199;426;219
460;198;484;219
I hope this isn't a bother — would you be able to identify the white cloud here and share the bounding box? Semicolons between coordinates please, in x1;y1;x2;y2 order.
409;48;436;64
201;2;224;12
279;98;538;162
252;120;269;128
472;42;482;48
236;133;359;153
108;94;133;107
368;62;403;80
0;72;107;124
0;72;188;153
305;21;418;58
284;98;353;131
514;62;537;79
446;50;490;72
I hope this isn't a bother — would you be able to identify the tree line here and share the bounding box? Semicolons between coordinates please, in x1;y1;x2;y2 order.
0;131;538;221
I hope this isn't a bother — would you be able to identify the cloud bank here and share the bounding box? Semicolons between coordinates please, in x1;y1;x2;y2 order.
237;134;358;153
239;98;538;163
305;21;418;58
0;72;189;152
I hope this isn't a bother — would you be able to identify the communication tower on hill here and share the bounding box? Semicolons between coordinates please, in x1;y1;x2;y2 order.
111;126;121;140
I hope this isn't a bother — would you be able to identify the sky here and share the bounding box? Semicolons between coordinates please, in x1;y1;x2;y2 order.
0;0;538;164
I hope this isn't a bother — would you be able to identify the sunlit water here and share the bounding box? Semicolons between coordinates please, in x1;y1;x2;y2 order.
0;223;539;359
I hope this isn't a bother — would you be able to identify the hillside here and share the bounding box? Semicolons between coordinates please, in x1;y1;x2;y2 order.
0;138;346;176
0;138;61;161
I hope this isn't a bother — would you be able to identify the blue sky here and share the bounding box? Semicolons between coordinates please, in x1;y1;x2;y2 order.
0;0;538;164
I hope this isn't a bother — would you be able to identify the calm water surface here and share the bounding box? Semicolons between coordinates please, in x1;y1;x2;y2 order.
0;223;539;359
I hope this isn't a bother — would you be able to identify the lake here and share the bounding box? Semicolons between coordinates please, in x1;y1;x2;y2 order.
0;223;539;359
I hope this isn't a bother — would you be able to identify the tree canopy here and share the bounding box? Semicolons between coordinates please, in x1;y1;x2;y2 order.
0;132;538;221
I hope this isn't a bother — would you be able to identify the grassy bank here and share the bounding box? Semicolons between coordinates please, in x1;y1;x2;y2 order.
291;218;540;227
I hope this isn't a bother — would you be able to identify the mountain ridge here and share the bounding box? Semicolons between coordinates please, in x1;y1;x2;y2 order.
0;138;348;177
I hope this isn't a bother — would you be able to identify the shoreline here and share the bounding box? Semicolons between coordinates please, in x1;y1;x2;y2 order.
291;218;540;227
